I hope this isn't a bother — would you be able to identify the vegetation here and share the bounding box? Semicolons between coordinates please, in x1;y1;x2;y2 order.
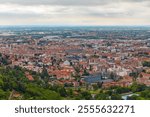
0;66;61;100
0;56;150;100
0;54;11;65
142;61;150;67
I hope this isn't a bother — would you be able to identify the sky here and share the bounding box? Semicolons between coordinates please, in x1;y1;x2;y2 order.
0;0;150;26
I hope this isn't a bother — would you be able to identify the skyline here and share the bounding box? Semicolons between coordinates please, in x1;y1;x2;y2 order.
0;0;150;25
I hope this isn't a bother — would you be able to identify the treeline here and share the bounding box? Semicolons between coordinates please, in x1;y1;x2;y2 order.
0;62;150;100
0;65;97;100
0;66;61;100
95;83;150;100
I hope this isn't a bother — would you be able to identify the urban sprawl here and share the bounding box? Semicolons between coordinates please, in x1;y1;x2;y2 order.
0;26;150;100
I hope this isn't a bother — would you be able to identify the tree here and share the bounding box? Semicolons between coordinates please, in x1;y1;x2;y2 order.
0;89;10;99
129;72;139;81
142;61;150;67
111;94;122;100
83;69;89;76
41;66;49;80
97;82;103;88
140;90;150;99
116;87;130;94
127;95;139;100
81;91;92;100
58;87;67;97
92;84;99;90
95;93;109;100
67;88;73;97
130;83;147;93
24;84;61;100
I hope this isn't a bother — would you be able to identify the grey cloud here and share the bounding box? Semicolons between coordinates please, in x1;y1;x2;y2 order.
126;0;149;2
0;0;150;6
0;0;113;6
0;13;42;18
87;12;132;18
0;0;150;25
79;8;134;18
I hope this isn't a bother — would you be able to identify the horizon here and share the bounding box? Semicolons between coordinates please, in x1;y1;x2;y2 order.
0;24;150;27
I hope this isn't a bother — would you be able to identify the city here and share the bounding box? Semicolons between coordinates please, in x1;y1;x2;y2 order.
0;26;150;100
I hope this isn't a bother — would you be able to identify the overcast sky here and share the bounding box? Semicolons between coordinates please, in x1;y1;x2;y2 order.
0;0;150;25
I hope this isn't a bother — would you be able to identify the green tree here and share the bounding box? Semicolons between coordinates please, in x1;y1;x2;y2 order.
58;87;67;97
127;95;139;100
111;94;122;100
0;89;10;99
142;61;150;67
95;92;109;100
81;91;92;100
116;87;130;94
130;83;146;93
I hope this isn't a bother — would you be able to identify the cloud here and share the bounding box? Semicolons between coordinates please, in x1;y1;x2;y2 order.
0;0;150;25
0;0;112;6
0;0;150;6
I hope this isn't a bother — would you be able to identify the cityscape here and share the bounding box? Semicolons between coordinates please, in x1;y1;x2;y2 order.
0;0;150;100
0;26;150;100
